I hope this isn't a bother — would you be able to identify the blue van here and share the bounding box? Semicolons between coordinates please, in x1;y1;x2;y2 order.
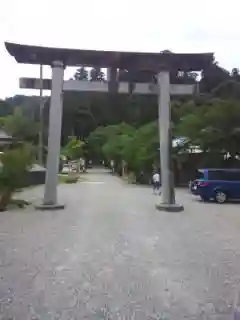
191;169;240;203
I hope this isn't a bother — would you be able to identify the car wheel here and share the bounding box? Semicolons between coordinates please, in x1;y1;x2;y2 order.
215;190;227;204
201;196;209;202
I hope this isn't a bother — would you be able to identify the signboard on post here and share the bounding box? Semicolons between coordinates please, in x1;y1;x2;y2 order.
20;78;52;90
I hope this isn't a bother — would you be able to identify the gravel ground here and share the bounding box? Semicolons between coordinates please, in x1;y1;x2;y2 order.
0;169;240;319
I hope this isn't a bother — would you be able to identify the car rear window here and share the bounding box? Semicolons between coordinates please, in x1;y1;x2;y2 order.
208;170;240;181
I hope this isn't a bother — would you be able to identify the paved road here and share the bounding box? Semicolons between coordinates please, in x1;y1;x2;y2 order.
1;169;240;319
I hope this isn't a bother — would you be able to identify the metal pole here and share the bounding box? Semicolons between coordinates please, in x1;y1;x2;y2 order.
38;64;44;165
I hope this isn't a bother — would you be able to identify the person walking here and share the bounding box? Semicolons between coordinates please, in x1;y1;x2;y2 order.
152;171;161;195
110;160;115;173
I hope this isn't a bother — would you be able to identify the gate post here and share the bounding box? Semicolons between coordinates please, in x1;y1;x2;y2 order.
36;61;65;210
156;69;184;212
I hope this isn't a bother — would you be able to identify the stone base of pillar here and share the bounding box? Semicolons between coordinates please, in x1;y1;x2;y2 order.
155;203;184;212
34;203;65;210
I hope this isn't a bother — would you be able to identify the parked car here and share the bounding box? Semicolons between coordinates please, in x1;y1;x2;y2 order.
189;170;204;192
190;168;240;203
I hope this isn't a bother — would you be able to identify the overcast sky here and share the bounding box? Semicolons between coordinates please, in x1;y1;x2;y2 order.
0;0;239;99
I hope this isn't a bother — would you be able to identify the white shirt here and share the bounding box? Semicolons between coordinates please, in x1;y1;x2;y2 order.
153;173;160;183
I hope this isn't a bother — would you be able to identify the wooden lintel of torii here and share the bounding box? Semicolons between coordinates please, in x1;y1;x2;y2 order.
19;78;198;96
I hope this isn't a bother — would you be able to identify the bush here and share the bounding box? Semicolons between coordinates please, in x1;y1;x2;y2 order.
59;174;79;184
0;144;34;211
61;137;84;160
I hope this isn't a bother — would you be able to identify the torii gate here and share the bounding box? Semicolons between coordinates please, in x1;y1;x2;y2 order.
4;42;213;212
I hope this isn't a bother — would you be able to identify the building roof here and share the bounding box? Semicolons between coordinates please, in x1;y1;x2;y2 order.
5;42;213;71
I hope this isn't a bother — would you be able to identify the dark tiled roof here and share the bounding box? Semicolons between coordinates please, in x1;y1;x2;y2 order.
5;42;213;71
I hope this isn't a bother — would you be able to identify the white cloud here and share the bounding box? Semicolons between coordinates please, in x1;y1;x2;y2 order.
0;0;240;98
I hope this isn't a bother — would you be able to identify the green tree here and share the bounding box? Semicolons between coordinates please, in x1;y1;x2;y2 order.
87;123;136;165
61;137;85;160
90;121;159;177
0;143;35;210
212;80;240;100
122;121;159;173
74;67;88;80
176;99;240;157
102;123;135;163
87;126;109;161
0;100;13;117
3;108;39;142
5;95;42;121
200;62;230;93
90;67;105;81
231;68;240;81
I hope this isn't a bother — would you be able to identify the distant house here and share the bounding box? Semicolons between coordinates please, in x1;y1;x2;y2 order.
158;137;202;154
172;137;202;154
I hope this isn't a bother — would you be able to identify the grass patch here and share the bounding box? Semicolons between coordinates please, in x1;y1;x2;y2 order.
10;199;31;208
0;198;31;211
59;174;79;184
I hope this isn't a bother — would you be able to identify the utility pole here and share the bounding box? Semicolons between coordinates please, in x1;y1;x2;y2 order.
38;64;44;165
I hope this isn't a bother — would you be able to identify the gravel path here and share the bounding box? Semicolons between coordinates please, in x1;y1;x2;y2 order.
1;169;240;319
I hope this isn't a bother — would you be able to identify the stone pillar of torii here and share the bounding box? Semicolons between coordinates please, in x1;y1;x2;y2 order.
4;42;212;212
42;61;65;209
